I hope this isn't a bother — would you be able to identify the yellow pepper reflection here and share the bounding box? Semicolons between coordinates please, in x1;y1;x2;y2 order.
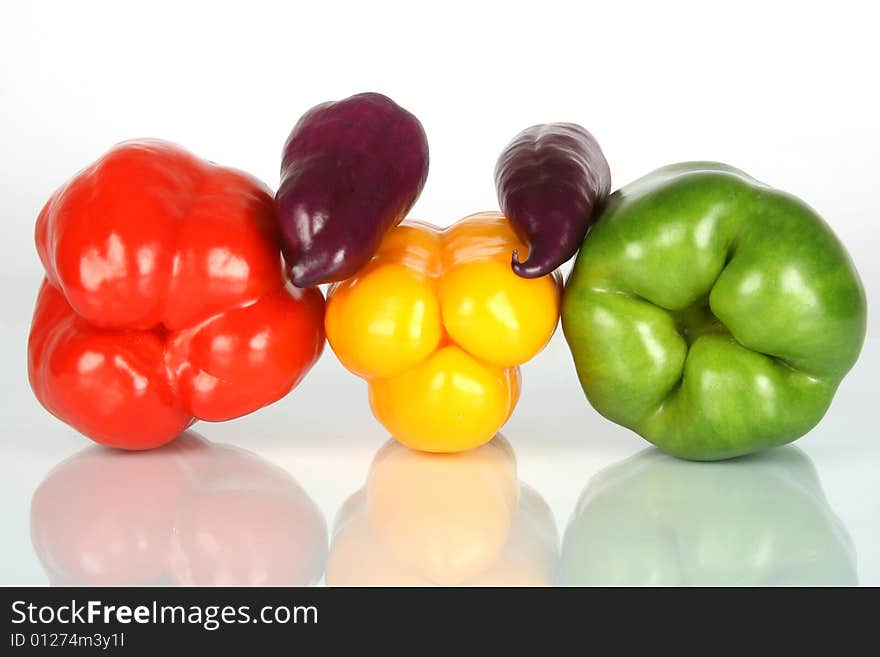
326;436;557;585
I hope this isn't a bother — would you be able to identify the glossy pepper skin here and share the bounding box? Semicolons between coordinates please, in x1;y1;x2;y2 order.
563;162;867;460
28;140;326;450
326;212;561;452
277;92;429;287
495;123;611;278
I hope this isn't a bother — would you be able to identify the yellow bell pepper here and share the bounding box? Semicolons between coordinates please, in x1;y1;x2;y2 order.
324;437;558;585
325;211;562;452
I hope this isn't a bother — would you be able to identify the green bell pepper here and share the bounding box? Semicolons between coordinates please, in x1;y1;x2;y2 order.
562;162;866;460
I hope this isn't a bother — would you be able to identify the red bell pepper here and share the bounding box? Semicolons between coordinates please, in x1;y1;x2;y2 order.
28;140;325;450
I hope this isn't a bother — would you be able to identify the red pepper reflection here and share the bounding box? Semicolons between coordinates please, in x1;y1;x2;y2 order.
30;432;327;586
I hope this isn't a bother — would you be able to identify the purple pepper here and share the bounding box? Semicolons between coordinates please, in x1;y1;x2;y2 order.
277;92;429;287
495;123;611;278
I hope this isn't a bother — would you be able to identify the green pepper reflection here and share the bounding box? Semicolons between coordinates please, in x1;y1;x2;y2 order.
558;446;856;586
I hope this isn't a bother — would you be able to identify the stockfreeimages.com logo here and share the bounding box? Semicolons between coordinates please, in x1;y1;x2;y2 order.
11;600;317;631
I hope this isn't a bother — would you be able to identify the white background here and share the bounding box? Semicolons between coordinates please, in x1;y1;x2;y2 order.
1;0;877;585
